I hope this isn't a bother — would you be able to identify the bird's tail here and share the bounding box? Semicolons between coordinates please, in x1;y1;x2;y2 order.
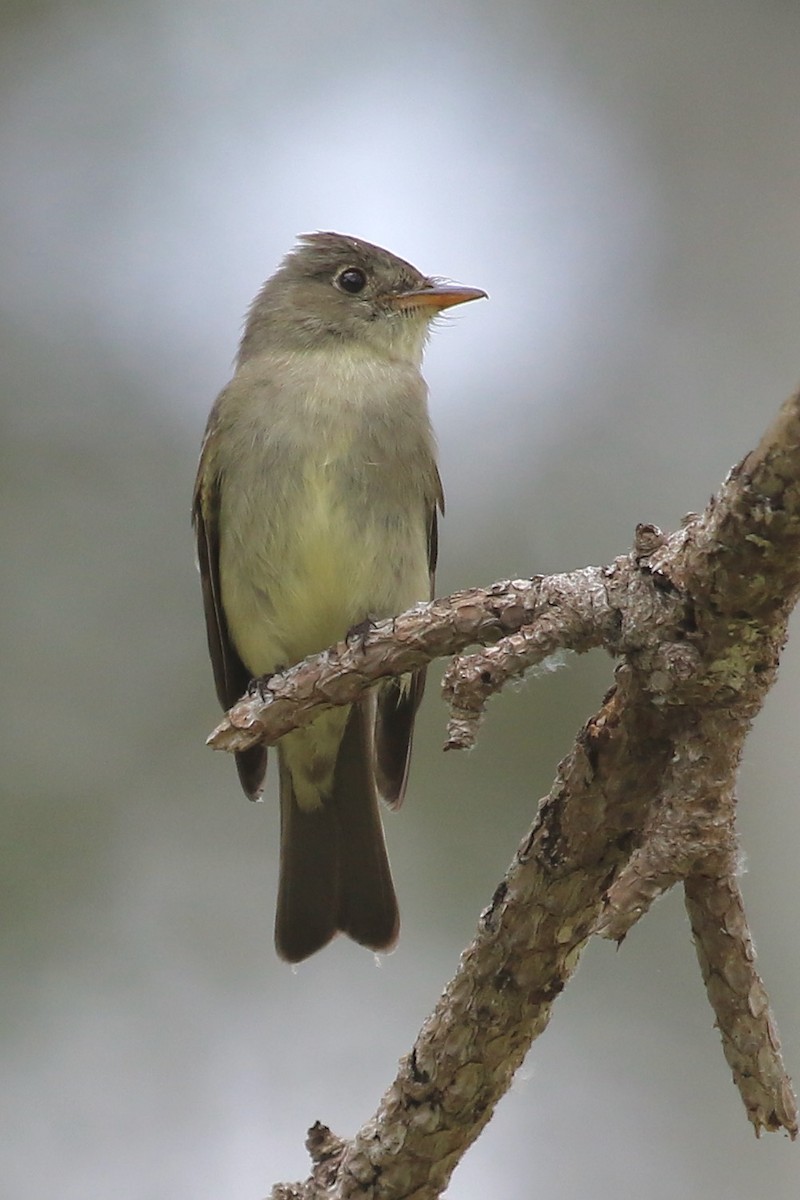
274;701;399;962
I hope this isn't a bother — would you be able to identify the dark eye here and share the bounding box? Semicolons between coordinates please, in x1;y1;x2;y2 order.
336;267;367;294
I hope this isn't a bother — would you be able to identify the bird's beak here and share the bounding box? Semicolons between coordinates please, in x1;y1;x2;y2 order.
388;284;488;312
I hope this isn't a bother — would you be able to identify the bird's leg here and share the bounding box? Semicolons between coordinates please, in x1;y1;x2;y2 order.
345;615;378;653
247;671;280;701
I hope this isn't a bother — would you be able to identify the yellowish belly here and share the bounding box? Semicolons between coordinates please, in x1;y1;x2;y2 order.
221;461;429;677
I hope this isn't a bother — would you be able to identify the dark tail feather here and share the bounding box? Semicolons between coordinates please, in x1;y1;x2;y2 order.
274;703;399;962
374;669;426;809
334;703;399;952
236;745;268;801
275;753;339;962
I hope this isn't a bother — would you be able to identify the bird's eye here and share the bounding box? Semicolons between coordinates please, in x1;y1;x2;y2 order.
336;267;367;294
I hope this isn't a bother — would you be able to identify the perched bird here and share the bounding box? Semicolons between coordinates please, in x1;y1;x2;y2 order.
193;232;486;961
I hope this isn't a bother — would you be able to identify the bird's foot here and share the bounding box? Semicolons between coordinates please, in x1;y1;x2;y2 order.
345;616;377;652
247;672;278;701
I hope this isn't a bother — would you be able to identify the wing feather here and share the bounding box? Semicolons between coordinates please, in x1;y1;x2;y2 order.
374;478;443;808
192;428;268;799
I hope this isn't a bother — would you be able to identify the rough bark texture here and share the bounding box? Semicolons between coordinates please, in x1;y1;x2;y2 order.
207;390;800;1197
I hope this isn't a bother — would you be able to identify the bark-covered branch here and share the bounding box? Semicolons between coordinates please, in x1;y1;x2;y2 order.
209;389;800;1197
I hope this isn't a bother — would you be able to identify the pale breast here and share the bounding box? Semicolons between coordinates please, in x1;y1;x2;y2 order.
216;348;437;676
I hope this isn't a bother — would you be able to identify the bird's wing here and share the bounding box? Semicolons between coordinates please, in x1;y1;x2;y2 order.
374;473;443;809
192;419;267;799
428;464;444;583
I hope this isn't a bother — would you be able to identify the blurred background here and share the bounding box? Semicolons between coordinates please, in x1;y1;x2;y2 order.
2;1;799;1197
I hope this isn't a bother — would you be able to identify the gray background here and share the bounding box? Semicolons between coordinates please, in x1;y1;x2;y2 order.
2;2;799;1197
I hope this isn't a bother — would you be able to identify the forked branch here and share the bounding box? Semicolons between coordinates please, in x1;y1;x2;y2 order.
209;389;800;1197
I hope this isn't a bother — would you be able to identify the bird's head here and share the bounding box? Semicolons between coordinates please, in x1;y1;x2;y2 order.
238;232;486;367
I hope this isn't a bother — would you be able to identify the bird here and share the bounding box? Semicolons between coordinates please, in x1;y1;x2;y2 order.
193;232;486;961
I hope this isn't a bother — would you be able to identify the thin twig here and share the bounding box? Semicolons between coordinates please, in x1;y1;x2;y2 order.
685;865;797;1136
